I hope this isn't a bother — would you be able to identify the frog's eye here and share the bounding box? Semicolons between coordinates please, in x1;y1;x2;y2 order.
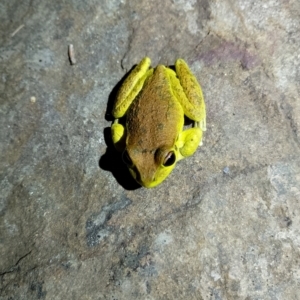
163;151;176;167
122;150;133;166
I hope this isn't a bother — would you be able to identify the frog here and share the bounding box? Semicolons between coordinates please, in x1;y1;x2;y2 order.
111;57;206;188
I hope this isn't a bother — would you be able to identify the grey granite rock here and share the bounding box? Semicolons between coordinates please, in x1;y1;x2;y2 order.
1;0;300;299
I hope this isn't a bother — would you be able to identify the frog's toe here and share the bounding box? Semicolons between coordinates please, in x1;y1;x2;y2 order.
200;119;206;131
194;120;206;132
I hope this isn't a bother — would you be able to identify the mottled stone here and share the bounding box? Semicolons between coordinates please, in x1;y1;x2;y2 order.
1;0;300;299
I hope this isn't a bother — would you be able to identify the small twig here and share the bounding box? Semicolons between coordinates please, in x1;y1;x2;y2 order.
11;24;25;37
68;44;76;65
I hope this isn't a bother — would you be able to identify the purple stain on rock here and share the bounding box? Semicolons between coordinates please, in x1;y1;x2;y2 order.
197;41;260;70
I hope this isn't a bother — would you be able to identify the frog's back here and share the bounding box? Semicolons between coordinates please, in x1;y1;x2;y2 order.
126;65;184;152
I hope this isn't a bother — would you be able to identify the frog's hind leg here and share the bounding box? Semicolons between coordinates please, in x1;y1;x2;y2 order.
112;57;153;118
173;59;206;131
176;125;203;160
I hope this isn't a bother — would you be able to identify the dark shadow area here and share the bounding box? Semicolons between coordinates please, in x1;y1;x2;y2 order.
99;128;140;190
169;64;175;71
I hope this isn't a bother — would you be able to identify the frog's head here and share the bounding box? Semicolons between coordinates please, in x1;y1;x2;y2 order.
122;146;178;188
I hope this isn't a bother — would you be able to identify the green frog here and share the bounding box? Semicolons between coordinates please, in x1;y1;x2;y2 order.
111;57;206;188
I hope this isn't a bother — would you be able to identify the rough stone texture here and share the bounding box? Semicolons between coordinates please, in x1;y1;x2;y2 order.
1;0;300;299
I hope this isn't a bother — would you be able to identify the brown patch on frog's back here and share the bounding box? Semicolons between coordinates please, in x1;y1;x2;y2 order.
126;65;184;154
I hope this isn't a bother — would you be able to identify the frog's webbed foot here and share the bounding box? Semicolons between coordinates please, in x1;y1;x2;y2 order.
176;126;203;160
111;119;126;152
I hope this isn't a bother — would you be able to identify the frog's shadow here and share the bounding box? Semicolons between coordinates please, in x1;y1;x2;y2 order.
99;65;140;190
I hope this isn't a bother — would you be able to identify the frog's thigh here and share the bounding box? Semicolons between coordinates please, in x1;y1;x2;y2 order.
113;57;152;119
174;59;206;130
177;127;202;160
111;121;126;152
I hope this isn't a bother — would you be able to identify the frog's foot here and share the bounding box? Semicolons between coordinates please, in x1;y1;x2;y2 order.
195;119;206;132
112;57;153;119
111;119;126;152
176;127;203;160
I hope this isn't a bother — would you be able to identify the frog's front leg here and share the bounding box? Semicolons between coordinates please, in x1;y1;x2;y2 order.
176;124;203;160
112;57;153;118
111;119;126;152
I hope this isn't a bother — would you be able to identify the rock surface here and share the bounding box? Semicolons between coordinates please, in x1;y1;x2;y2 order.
1;0;300;299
